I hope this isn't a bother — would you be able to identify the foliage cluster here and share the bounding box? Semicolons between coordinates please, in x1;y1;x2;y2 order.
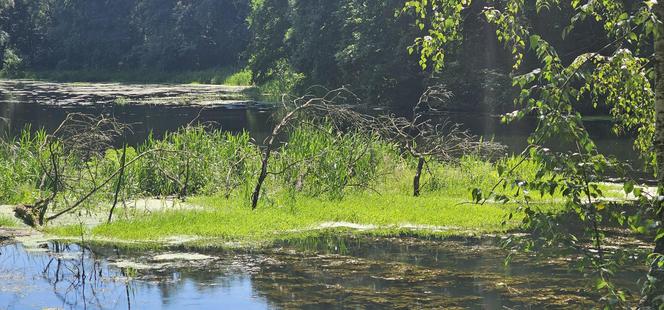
0;0;249;72
404;0;663;306
0;0;519;111
247;0;428;105
0;122;518;218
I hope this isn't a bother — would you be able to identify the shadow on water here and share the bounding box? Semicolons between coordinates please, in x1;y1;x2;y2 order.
0;236;646;309
0;80;644;168
0;102;274;146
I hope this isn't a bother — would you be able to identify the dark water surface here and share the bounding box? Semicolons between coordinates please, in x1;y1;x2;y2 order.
0;79;640;160
0;237;646;309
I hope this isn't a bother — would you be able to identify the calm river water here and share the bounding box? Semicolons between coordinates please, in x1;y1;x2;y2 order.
0;236;646;309
0;79;641;164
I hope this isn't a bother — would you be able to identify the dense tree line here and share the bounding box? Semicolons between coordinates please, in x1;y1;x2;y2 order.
0;0;614;111
0;0;249;71
248;0;432;106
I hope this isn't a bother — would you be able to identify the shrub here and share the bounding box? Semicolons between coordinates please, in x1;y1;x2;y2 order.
275;125;389;200
134;127;259;198
0;129;48;204
1;48;23;76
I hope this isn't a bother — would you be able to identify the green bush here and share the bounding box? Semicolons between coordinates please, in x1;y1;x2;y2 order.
0;123;523;212
223;69;253;86
275;125;391;200
1;48;23;76
257;60;305;98
133;127;259;198
0;129;49;204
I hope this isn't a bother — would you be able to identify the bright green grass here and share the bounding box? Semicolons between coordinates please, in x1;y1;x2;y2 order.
0;215;17;227
39;153;616;246
46;155;570;245
84;192;560;245
222;69;252;86
8;67;254;86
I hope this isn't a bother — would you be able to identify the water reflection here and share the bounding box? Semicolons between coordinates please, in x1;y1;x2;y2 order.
0;103;274;147
0;237;646;309
0;242;268;309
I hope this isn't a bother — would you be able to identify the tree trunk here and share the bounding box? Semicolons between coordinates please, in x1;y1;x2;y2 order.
108;144;127;224
413;157;425;197
249;104;304;210
644;2;664;307
251;147;272;210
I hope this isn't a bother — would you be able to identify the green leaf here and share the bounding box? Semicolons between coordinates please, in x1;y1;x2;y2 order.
529;35;541;48
656;230;664;242
596;279;608;289
623;180;635;195
497;164;505;176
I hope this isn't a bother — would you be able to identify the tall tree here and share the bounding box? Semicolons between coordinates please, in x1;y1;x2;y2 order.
248;0;428;106
0;0;250;72
406;0;663;306
649;1;664;305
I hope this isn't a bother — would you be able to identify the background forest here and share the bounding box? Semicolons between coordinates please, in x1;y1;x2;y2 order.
0;0;607;113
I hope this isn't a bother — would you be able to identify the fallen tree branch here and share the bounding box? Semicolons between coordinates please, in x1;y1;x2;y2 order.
47;148;161;222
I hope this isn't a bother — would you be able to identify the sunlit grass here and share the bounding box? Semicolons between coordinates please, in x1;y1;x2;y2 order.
0;125;631;246
44;153;571;245
44;224;87;237
0;215;17;227
223;69;253;86
11;68;254;86
89;193;534;243
85;159;566;244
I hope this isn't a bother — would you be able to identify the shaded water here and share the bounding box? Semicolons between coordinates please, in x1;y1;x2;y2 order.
0;80;274;146
0;79;641;164
0;237;646;309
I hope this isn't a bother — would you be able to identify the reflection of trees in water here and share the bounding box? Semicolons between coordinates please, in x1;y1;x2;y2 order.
1;241;258;309
41;242;130;310
2;238;638;309
37;243;263;309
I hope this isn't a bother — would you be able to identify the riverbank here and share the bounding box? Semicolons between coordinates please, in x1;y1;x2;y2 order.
0;168;651;307
0;123;640;249
44;194;536;247
2;180;639;249
0;193;531;247
3;68;253;86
